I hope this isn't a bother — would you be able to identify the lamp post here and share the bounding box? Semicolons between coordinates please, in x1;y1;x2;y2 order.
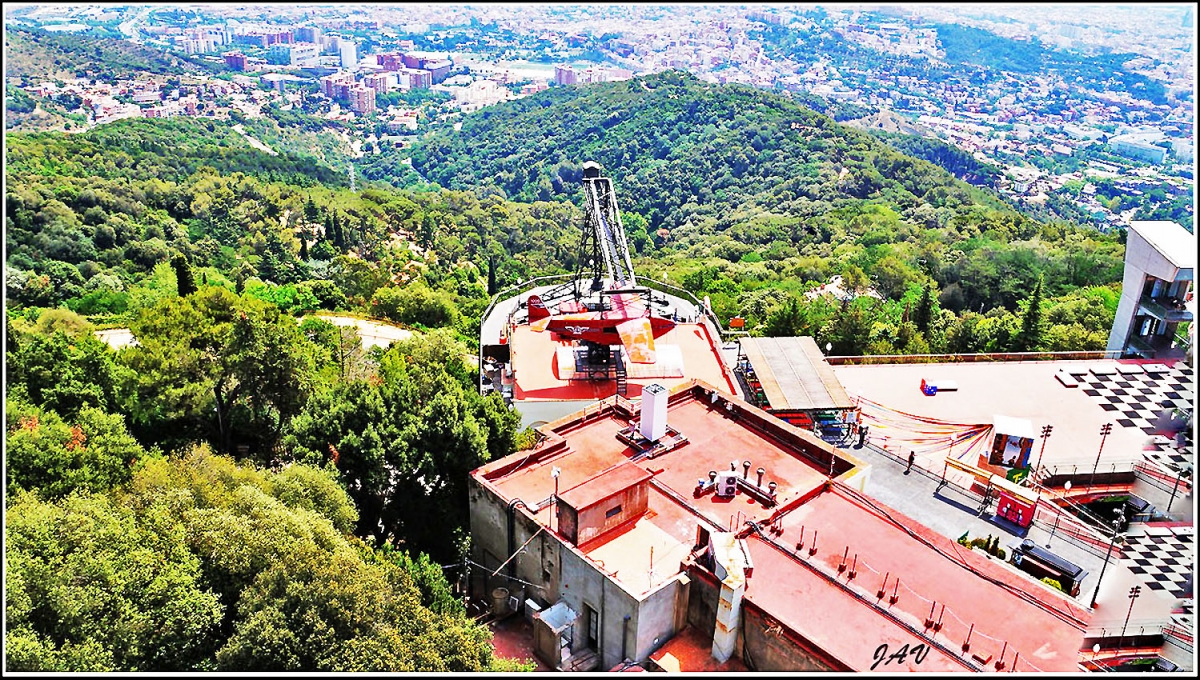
1089;507;1126;609
551;466;561;532
1034;424;1054;480
1118;585;1142;651
1090;423;1113;490
1047;481;1070;548
1167;464;1192;514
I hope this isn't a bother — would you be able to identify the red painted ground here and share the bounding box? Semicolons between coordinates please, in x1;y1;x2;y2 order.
488;615;551;671
648;624;747;672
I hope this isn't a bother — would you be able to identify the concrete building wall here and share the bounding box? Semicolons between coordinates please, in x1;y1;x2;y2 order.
631;575;690;662
1107;225;1186;353
467;475;559;607
741;604;844;671
558;544;639;669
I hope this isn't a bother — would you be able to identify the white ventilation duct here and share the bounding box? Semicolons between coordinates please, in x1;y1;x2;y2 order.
640;383;669;441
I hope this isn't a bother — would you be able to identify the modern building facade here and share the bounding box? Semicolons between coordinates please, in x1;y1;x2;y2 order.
1106;221;1195;361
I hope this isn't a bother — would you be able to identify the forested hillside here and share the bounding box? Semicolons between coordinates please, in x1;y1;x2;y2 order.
4;27;218;82
382;69;1124;353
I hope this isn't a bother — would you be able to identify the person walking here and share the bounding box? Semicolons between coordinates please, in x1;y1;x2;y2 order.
906;450;916;474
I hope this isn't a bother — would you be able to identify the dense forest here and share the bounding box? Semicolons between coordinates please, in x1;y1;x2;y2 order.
6;67;1133;671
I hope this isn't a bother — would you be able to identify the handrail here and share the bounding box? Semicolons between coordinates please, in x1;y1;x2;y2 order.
826;350;1122;365
477;274;576;392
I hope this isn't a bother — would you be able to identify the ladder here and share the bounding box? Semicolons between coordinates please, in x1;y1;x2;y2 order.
614;348;628;397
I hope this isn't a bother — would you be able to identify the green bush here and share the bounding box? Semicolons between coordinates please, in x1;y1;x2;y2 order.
1040;577;1064;592
514;427;540;451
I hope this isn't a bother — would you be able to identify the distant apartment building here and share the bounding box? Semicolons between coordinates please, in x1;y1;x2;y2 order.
1109;135;1170;165
422;59;453;83
348;85;376;114
338;41;358;69
387;110;419;133
397;54;452;83
395;67;432;90
554;65;577;86
294;26;322;45
223;52;249;72
377;52;406;71
266;42;321;67
362;72;392;94
1106;221;1195;361
233;29;293;48
320;72;355;100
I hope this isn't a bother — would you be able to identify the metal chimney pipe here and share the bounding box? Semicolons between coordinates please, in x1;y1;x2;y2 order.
756;467;765;486
742;460;752;479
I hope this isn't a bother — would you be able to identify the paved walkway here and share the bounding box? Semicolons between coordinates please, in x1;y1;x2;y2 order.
851;439;1110;606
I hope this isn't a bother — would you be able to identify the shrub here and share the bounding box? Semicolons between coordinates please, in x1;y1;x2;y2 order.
1040;577;1064;592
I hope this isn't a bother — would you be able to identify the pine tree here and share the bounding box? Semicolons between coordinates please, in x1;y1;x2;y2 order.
304;195;320;223
299;234;309;262
1017;278;1044;352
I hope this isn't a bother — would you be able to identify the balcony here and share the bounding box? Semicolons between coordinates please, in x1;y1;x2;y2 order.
1127;333;1189;361
1138;295;1193;323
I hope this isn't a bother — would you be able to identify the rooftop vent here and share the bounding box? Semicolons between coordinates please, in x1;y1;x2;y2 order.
640;383;669;442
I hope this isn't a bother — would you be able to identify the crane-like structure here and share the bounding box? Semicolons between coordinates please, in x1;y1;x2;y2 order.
579;161;637;292
536;162;643;308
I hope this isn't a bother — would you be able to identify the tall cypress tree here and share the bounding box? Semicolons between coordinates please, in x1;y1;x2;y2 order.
913;285;933;334
172;252;196;297
1017;278;1044;352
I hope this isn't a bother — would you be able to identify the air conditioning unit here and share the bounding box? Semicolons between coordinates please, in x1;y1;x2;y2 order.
715;471;738;497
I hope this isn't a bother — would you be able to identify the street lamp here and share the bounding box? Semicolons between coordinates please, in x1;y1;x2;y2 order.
551;466;561;532
1090;423;1113;490
1047;481;1070;548
1089;507;1126;609
1118;585;1142;651
1034;424;1054;480
1167;464;1192;514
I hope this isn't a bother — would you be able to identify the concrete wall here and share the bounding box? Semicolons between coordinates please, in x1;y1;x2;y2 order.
631;575;690;662
558;543;639;669
741;604;845;671
685;566;724;650
572;482;649;546
467;475;560;608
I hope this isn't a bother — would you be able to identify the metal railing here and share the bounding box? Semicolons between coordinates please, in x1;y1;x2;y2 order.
1133;460;1193;495
1139;294;1193;323
476;274;576;391
826;350;1122;365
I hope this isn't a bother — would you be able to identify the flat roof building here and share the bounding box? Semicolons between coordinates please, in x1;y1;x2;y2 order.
468;380;1092;672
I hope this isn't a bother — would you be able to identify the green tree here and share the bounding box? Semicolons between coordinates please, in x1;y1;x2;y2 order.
121;287;317;459
5;490;224;671
913;284;934;334
6;330;133;419
172;251;197;297
5;397;160;499
1015;278;1044;352
284;332;518;561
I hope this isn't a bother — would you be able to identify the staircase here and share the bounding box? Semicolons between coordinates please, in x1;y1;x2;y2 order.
614;348;628;397
561;649;600;672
